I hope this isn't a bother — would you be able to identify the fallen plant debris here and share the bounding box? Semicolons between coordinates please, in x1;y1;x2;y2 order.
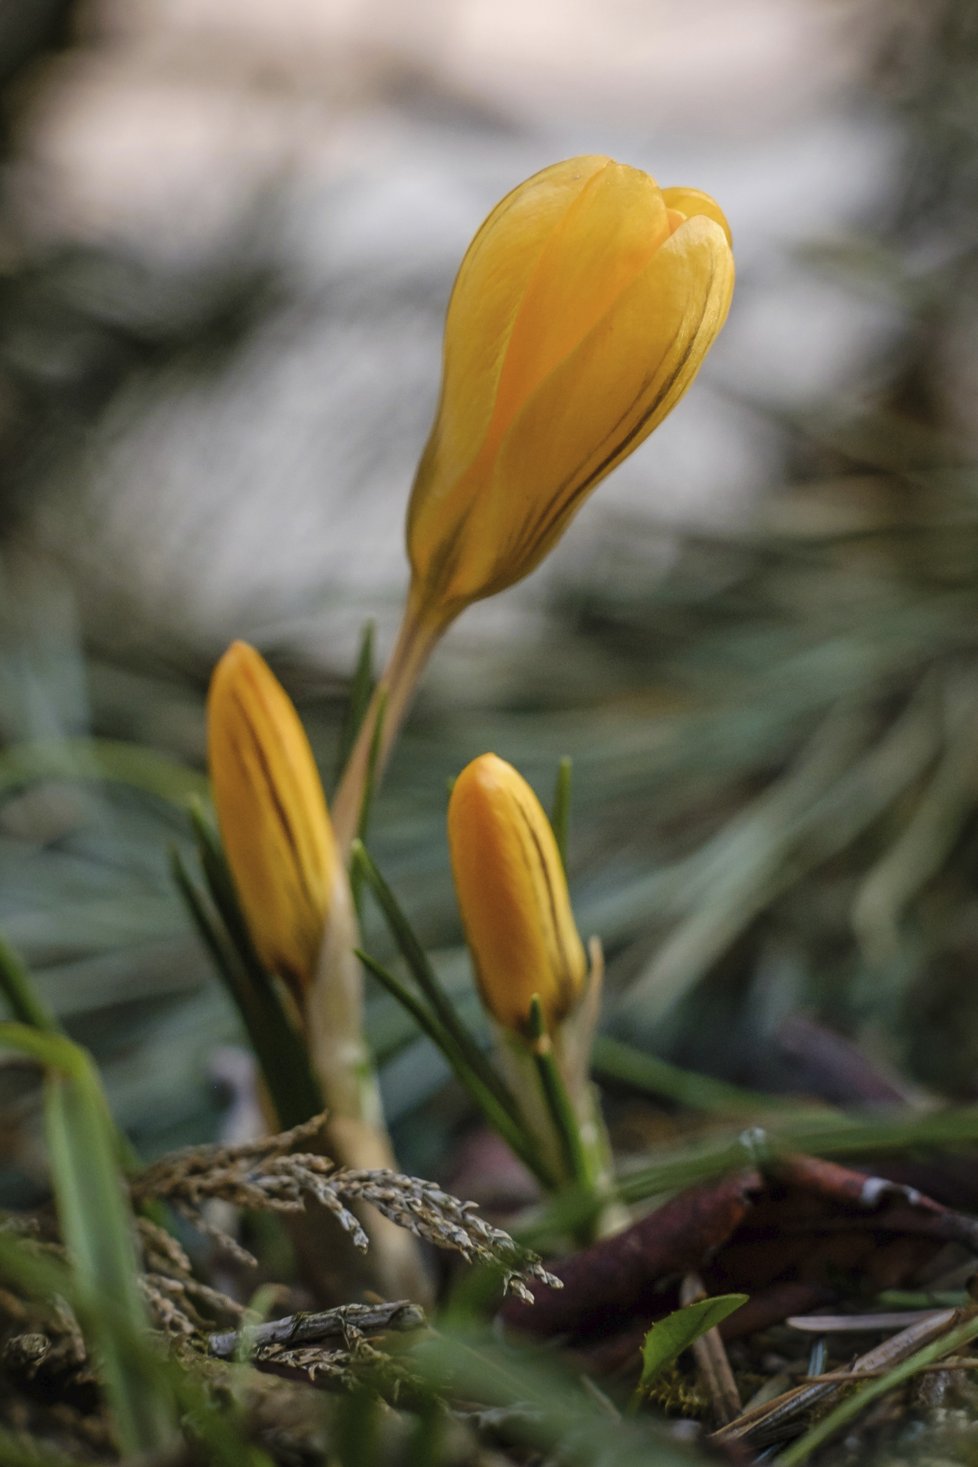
132;1111;561;1303
1;1104;564;1455
207;1299;426;1361
501;1152;978;1362
714;1305;978;1457
8;1015;978;1463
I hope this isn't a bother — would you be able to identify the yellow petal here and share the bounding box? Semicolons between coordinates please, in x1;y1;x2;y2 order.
488;162;670;444
661;186;733;246
207;641;337;990
489;215;735;582
419;156;614;492
447;753;587;1033
427;215;734;603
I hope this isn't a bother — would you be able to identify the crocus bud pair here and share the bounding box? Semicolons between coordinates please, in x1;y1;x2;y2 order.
207;647;586;1057
448;753;588;1038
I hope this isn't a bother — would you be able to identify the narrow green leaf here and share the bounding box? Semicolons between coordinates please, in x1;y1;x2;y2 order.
412;1325;707;1467
0;1024;176;1454
358;947;554;1187
593;1034;784;1116
613;1102;978;1212
637;1294;748;1393
335;620;376;782
172;835;323;1129
0;1425;81;1467
188;800;258;962
0;936;147;1184
0;931;57;1030
171;845;244;996
0;737;208;804
527;995;593;1191
352;839;520;1121
550;756;573;873
355;687;388;851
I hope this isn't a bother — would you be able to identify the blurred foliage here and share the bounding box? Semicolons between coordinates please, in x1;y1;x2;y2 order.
1;0;978;1194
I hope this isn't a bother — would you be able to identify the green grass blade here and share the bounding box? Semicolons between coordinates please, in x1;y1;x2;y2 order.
0;931;57;1030
0;1023;176;1455
593;1034;785;1115
615;1102;978;1207
0;936;148;1183
171;843;323;1129
0;1426;82;1467
527;996;592;1191
354;687;388;853
334;620;375;783
357;948;555;1187
188;800;262;963
352;839;520;1120
550;756;572;872
0;737;208;804
412;1326;713;1467
0;1230;272;1467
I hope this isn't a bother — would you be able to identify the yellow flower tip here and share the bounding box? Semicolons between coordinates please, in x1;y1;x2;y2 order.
407;155;735;621
447;752;588;1034
207;640;338;993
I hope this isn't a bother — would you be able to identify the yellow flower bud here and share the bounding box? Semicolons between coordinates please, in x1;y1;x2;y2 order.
207;641;337;993
447;753;587;1033
407;155;734;621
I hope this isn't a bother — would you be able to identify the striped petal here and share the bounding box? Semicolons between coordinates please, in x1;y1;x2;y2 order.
448;753;587;1033
207;641;337;991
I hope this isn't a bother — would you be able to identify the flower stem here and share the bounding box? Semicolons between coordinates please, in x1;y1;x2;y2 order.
304;864;431;1302
332;593;453;854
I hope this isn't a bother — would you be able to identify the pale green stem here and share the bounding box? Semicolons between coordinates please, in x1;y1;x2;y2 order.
307;587;454;1299
305;862;430;1302
550;940;627;1237
332;593;454;855
492;946;626;1242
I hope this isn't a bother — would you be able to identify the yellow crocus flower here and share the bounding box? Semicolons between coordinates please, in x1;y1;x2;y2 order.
407;155;735;623
331;157;733;853
207;641;337;995
448;753;587;1033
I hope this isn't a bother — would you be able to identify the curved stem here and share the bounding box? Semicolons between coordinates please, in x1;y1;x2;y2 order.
332;593;455;854
304;857;431;1302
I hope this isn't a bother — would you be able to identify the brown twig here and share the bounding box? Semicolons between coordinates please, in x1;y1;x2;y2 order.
679;1272;741;1426
501;1168;762;1338
208;1299;426;1360
713;1307;967;1448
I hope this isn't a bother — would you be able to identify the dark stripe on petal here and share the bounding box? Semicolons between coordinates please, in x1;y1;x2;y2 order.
512;791;577;1017
230;687;320;919
512;251;721;572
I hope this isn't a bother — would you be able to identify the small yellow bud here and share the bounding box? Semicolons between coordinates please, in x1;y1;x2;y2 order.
407;155;734;621
447;753;587;1033
207;641;337;993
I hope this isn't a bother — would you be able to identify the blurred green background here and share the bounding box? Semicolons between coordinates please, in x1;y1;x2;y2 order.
2;0;978;1191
